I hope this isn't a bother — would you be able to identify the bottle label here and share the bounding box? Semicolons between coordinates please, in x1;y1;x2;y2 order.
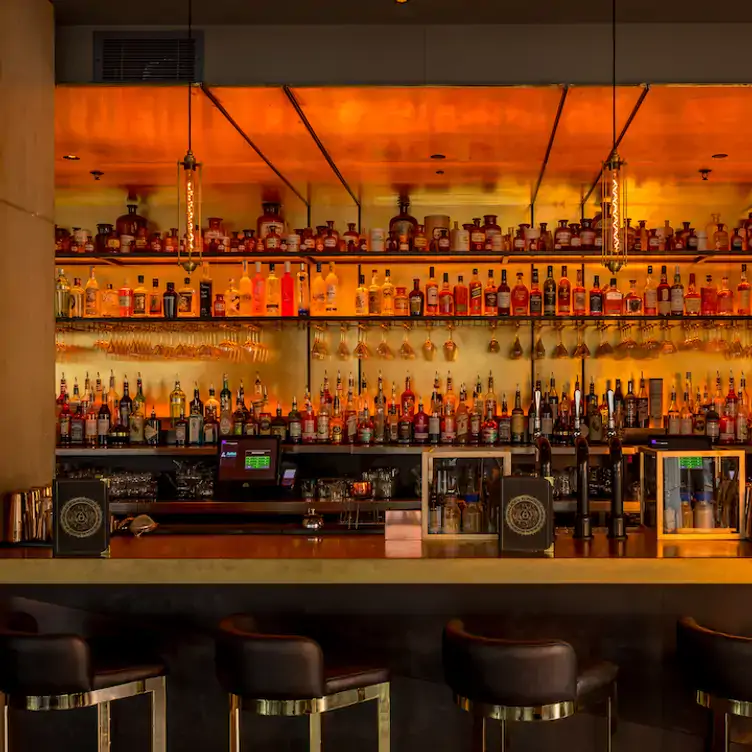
498;291;510;310
133;292;147;315
544;289;556;315
368;291;381;315
149;294;162;315
573;291;586;313
706;419;720;440
541;416;553;436
469;285;483;313
144;423;159;443
658;289;671;315
456;412;468;439
590;293;603;314
511;415;525;443
440;418;456;443
97;417;110;436
498;420;511;443
130;415;145;442
302;418;316;441
469;413;482;438
589;414;603;441
557;288;571;314
644;289;657;314
220;415;233;435
484;290;497;309
637;398;649;428
317;415;330;441
529;293;542;316
346;414;358;440
428;415;441;438
355;291;368;315
358;426;373;444
670;288;684;313
720;424;735;443
426;287;438;306
178;292;193;313
679;417;693;435
84;288;99;315
118;293;132;309
85;417;98;439
330;423;343;444
289;420;302;439
740;290;751;313
482;426;498;444
737;413;748;443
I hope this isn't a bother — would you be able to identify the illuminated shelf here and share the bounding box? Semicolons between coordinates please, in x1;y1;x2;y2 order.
55;314;752;326
54;250;747;266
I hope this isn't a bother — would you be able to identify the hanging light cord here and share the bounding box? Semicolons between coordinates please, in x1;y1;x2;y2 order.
612;0;617;153
187;0;193;153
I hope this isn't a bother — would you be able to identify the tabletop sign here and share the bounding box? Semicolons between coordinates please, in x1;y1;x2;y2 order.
498;476;554;554
53;479;109;557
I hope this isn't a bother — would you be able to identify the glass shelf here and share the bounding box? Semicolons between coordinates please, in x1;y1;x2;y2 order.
54;250;745;266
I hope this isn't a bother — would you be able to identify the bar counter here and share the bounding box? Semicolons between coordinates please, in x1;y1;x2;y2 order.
2;531;752;584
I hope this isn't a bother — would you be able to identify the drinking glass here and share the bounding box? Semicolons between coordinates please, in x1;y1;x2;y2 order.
399;325;416;359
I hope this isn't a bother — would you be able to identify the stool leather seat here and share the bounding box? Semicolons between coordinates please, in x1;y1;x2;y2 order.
90;659;167;692
443;619;617;707
324;666;390;696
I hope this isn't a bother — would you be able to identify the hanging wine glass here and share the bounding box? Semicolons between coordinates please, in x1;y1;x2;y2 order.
337;325;351;360
399;324;416;360
573;324;590;359
443;325;458;362
376;324;394;360
422;324;436;361
509;323;523;359
595;323;614;358
487;321;500;354
354;324;371;359
660;322;676;355
553;324;569;359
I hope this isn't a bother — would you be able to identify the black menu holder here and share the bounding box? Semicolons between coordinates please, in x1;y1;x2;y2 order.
498;476;554;554
53;479;110;557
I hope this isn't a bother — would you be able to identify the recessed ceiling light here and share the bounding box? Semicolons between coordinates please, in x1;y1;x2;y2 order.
430;154;446;160
436;170;445;175
712;153;728;159
395;0;409;4
63;154;80;161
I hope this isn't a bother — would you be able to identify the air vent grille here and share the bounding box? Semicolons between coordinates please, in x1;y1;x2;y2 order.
94;32;202;83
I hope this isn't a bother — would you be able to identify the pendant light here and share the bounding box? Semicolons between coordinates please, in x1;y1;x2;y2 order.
601;0;627;274
177;0;202;274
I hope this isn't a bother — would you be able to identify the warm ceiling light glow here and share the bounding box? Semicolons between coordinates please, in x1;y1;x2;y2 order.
712;153;728;159
436;170;445;175
395;0;409;4
63;154;80;161
430;154;446;159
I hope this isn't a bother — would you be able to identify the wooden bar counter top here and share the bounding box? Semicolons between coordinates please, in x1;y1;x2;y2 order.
1;530;752;585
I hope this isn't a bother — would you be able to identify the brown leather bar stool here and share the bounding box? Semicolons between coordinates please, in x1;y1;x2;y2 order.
443;619;618;752
677;616;752;752
215;614;390;752
0;619;167;752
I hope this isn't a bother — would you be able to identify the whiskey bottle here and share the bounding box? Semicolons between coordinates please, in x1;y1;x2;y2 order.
643;266;657;315
543;266;556;316
483;270;498;316
497;395;511;444
589;274;603;315
511;385;526;445
497;270;511;316
469;269;483;315
481;406;498;446
413;400;429;445
428;403;441;445
670;266;684;316
455;384;469;445
144;407;161;446
529;268;542;316
557;265;571;315
637;374;650;429
624;379;638;428
425;266;439;315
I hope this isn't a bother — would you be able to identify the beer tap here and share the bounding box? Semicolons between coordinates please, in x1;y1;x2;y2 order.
533;388;552;483
606;388;627;540
573;387;593;540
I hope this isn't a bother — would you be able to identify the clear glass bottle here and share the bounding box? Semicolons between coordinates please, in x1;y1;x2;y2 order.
717;275;734;315
381;269;395;315
368;269;382;315
101;284;118;318
238;260;253;316
670;265;684;316
266;263;280;315
296;263;310;316
169;379;186;423
603;278;623;315
311;263;326;316
83;267;100;317
643;265;657;315
738;264;751;315
624;279;642;315
355;274;368;316
252;261;266;316
325;262;339;313
68;276;84;318
148;278;162;316
684;273;701;315
224;278;240;317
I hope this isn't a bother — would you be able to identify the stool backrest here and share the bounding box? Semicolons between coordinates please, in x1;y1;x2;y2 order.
216;614;325;700
443;619;578;706
677;616;752;703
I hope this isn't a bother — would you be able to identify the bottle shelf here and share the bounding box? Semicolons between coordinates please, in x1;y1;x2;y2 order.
55;314;752;327
55;444;639;457
54;249;746;267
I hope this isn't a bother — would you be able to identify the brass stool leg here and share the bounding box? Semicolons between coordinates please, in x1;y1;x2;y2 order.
229;695;241;752
97;701;111;752
499;719;507;752
309;712;321;752
150;676;167;752
724;712;730;752
377;683;390;752
606;696;612;752
471;716;486;752
0;693;7;752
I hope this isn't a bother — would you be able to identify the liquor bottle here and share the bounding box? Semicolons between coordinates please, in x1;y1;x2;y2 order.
657;265;671;316
717;275;734;315
455;384;469;445
724;370;738;431
345;380;358;444
325;263;339;314
353;406;372;446
481;405;498;446
163;282;178;319
557;265;571;315
176;277;195;317
440;400;456;445
511;385;526;445
507;271;528;316
666;388;681;435
706;380;721;444
624;379;638;428
571;269;587;316
439;273;455;315
494;395;509;444
169;379;186;424
413;399;429;445
147;278;162;317
484;214;503;250
589;274;603;315
381;269;395;316
188;394;204;446
701;275;718;315
670;265;684;316
99;283;117;317
302;263;322;317
469;269;483;315
497;270;511;316
693;387;707;436
713;222;730;251
528;268;542;316
397;404;413;445
172;407;187;448
425;266;439;315
536;389;552;439
554;220;572;249
355;274;368;316
236;260;253;316
108;401;129;447
265;263;280;315
454;275;469;315
201;384;219;421
469;217;486;252
484;371;498;417
367;269;382;316
408;279;424;316
643;266;657;315
69;397;85;446
737;373;749;444
118;375;133;429
543;265;556;316
429;371;443;416
603;278;623;316
636;374;649;429
316;389;331;443
622;280;641;315
231;385;247;436
85;396;99;448
84;267;101;317
265;403;285;442
282;397;301;445
389;199;418;247
118;279;134;317
296;391;314;444
69;279;83;318
277;261;294;317
713;371;725;418
322;396;341;445
387;385;399;443
678;387;693;435
737;265;751;315
467;378;481;445
684;273;701;315
483;270;497;316
548;375;559;422
104;370;118;416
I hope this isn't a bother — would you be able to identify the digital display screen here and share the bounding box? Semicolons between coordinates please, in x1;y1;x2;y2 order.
218;437;279;484
679;456;703;469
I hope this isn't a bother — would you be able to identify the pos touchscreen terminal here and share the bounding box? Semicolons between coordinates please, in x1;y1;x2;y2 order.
216;436;281;497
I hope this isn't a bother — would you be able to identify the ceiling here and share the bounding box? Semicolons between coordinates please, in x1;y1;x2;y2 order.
51;0;752;25
55;84;752;221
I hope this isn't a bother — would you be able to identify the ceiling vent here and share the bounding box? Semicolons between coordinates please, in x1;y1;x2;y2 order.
93;31;203;83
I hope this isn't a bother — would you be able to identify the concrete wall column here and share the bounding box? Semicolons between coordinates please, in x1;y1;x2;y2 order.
0;0;56;493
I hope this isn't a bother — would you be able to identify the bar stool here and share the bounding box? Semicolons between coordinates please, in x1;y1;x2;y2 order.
215;614;390;752
677;616;752;751
443;619;618;751
0;618;167;751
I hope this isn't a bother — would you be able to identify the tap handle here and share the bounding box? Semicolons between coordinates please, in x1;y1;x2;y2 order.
607;388;616;433
573;389;582;432
534;388;542;436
